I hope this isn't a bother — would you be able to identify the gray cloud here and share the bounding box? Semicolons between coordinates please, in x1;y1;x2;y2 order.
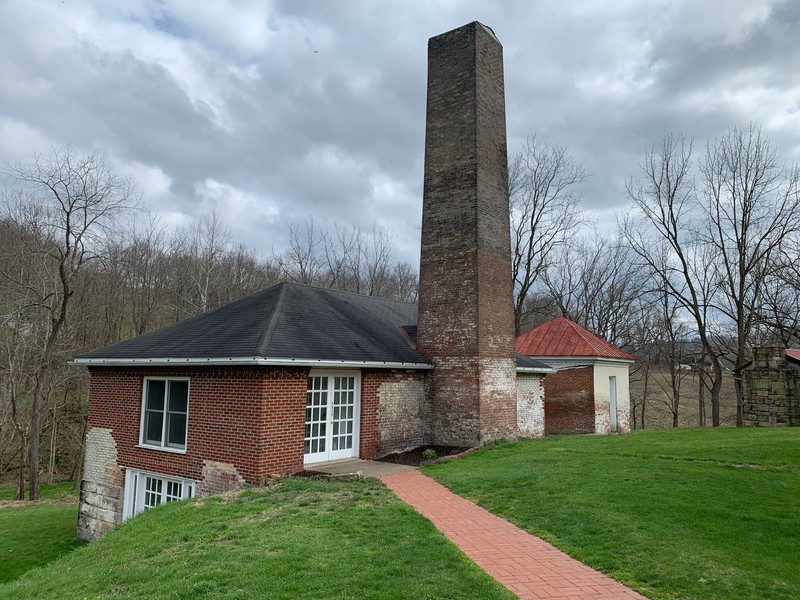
1;0;798;265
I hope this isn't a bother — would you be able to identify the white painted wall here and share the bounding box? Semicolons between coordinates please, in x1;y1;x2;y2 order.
593;362;632;434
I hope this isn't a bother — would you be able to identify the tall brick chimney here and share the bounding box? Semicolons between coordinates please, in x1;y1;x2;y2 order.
417;22;518;446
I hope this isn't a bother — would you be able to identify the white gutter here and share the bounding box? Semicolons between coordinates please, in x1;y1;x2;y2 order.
69;356;434;370
516;366;554;374
531;355;635;366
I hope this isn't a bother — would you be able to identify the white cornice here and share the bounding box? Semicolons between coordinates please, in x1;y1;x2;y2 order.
69;357;434;370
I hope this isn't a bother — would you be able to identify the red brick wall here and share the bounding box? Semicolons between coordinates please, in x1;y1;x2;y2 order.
86;366;309;484
542;366;595;434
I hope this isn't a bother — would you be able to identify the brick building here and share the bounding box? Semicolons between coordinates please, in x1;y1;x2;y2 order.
516;317;635;435
73;21;552;542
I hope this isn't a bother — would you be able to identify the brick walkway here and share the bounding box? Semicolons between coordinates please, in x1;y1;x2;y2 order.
381;470;646;600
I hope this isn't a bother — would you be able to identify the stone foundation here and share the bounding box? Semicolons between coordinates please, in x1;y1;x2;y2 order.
77;427;123;542
77;480;122;541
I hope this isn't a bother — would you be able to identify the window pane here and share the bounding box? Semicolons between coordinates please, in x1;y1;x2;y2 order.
167;413;187;448
166;480;182;502
146;380;165;410
145;411;164;444
168;381;188;413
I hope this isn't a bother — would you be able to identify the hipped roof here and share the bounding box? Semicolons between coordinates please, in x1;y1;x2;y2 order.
516;316;636;361
76;282;429;367
75;282;550;372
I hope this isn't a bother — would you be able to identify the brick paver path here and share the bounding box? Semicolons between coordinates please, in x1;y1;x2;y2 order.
381;470;646;600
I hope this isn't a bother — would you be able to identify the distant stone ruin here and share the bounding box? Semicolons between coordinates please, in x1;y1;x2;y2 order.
740;347;800;426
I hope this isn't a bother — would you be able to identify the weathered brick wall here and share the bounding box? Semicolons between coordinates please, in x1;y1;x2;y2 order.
196;460;248;496
361;369;426;457
517;373;545;438
543;366;595;434
417;22;517;446
742;347;800;426
77;427;123;541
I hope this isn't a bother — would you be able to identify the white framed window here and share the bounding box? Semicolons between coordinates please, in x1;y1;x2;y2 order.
140;378;189;451
123;469;196;519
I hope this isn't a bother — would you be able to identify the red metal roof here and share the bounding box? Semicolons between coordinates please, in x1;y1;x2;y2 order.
786;349;800;363
516;317;636;360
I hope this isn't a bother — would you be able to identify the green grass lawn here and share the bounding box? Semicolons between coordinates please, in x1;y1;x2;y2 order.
0;478;513;600
423;428;800;600
0;481;84;584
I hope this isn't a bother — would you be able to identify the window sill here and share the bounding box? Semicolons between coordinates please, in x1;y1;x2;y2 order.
137;444;187;455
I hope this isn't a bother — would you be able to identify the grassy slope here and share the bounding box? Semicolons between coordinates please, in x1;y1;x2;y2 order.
424;428;800;600
0;482;85;584
0;478;512;600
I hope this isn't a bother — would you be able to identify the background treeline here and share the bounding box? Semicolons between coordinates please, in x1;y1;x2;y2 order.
2;122;799;499
0;148;417;499
511;125;800;432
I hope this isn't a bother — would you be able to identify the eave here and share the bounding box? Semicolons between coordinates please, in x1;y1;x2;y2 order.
69;357;434;370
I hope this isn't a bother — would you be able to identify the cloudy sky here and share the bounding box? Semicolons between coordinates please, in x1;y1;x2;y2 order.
1;0;798;265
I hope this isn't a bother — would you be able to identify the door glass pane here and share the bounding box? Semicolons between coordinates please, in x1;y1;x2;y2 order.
305;377;328;456
331;376;355;455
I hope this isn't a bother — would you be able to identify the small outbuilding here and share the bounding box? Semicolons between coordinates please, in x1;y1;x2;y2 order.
516;317;635;435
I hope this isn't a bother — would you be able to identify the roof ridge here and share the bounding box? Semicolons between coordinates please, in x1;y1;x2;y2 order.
255;283;289;356
287;281;416;308
568;319;613;352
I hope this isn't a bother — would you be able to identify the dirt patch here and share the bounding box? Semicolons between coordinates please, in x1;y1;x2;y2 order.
0;497;78;510
377;445;475;467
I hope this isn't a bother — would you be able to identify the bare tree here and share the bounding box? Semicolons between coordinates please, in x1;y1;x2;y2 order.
509;136;589;331
278;218;325;286
623;134;727;426
653;278;692;427
541;235;644;346
698;124;800;424
759;238;800;346
1;147;135;499
121;216;171;335
277;217;417;302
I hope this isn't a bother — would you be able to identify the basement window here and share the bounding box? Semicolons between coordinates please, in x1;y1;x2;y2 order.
140;378;189;451
123;469;196;519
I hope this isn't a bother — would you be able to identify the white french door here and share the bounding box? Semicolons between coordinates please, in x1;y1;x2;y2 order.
304;371;360;465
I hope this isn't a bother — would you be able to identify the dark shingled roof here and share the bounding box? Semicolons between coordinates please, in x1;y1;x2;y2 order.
76;282;429;366
515;353;552;371
75;282;552;373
